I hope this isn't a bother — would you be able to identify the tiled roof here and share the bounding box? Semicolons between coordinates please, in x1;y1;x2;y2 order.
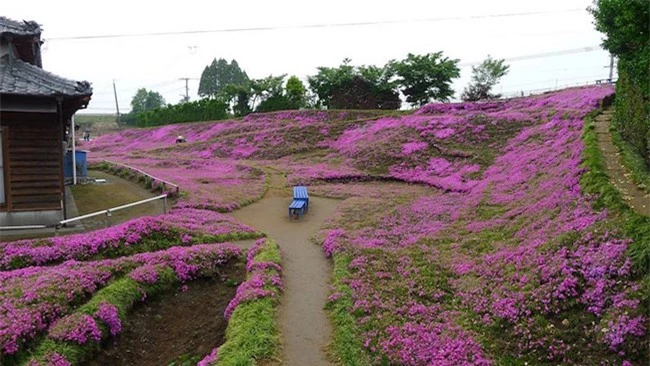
0;55;92;97
0;16;41;37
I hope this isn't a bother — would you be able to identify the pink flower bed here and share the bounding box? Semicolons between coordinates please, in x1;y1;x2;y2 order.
0;243;241;357
321;86;646;364
0;208;258;270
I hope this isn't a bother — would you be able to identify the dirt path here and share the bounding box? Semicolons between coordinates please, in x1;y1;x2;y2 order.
594;110;650;215
230;172;339;366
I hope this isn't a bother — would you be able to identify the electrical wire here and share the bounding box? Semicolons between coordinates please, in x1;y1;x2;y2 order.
45;8;584;41
459;46;602;67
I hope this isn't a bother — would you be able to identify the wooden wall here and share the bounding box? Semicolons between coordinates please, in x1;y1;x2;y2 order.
1;112;63;212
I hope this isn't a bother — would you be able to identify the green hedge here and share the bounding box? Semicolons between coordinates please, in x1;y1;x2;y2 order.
612;64;649;166
136;98;229;127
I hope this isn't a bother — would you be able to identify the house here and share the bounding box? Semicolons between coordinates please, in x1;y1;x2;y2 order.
0;16;92;227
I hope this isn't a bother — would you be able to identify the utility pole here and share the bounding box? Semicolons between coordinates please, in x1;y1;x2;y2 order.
608;54;615;83
178;77;198;102
113;80;121;124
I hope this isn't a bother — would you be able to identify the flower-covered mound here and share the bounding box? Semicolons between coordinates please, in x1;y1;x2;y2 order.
318;86;647;365
0;208;261;270
1;243;242;364
198;238;283;366
13;84;646;365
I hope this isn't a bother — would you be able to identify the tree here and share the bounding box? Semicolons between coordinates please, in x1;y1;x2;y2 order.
590;0;649;164
358;65;400;109
285;76;307;109
198;58;249;98
130;88;165;115
329;76;379;109
390;52;460;107
461;56;510;101
308;59;356;108
221;83;252;117
250;74;286;110
219;74;288;116
308;59;400;109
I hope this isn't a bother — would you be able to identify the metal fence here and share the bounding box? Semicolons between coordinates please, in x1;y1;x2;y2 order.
101;160;180;195
0;194;168;232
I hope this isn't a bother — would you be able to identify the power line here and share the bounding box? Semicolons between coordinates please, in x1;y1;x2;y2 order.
459;46;602;67
45;8;583;41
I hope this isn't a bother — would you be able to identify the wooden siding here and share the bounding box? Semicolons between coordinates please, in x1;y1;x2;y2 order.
1;112;63;212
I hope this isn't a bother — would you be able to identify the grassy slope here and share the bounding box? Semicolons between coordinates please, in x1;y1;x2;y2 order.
610;125;650;193
216;240;282;366
581;110;650;294
71;170;164;230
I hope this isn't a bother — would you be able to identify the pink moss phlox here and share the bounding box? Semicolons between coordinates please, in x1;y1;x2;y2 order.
94;302;122;336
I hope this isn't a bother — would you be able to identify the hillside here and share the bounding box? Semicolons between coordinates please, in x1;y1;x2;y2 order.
5;85;647;365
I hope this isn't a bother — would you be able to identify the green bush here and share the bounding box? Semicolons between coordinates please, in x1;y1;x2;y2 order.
136;98;229;127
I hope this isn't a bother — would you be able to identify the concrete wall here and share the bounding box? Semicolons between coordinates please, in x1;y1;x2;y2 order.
0;209;63;227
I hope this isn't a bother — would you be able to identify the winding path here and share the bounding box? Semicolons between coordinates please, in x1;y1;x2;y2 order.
594;109;650;215
230;172;338;365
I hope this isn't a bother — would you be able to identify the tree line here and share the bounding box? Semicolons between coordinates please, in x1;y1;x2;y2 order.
125;51;510;127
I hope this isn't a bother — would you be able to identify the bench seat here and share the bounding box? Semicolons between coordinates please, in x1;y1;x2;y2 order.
289;200;306;209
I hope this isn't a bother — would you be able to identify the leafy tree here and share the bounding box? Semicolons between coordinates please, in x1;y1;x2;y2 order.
461;56;510;101
308;59;400;109
198;58;249;98
358;65;400;109
285;76;307;109
250;74;286;110
590;0;648;60
390;52;460;107
308;59;356;108
591;0;650;163
330;76;380;109
130;88;165;115
218;74;288;116
221;83;252;117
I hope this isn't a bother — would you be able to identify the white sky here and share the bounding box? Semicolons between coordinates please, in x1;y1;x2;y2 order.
3;0;612;114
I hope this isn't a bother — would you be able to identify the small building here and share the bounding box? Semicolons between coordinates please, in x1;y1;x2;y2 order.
0;16;92;226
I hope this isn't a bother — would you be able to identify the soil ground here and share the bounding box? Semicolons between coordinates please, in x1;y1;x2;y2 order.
594;110;650;215
86;265;244;366
230;171;339;366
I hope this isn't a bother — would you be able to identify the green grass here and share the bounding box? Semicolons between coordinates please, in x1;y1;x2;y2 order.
216;298;278;366
215;240;282;366
581;110;650;294
610;125;650;193
75;114;118;124
71;170;164;230
325;254;372;366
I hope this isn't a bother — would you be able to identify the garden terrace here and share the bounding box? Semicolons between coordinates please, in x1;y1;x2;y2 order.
4;85;645;365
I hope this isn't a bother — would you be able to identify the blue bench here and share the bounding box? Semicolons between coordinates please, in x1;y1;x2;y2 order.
289;186;309;220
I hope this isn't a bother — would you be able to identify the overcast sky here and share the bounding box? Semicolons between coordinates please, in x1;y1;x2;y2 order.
4;0;612;114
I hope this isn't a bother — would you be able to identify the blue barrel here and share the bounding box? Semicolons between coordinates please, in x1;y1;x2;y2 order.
64;150;88;178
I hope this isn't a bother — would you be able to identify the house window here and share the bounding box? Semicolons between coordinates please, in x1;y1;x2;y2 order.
0;128;4;205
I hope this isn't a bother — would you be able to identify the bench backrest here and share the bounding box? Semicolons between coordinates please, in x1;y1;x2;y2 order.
293;186;309;200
